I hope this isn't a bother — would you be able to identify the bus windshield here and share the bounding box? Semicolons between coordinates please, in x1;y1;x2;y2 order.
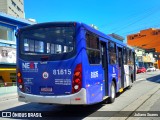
19;26;76;61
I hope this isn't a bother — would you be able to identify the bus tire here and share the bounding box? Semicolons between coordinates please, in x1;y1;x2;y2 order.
108;81;116;103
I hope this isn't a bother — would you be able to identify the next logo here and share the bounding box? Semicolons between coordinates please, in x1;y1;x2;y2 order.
22;62;38;69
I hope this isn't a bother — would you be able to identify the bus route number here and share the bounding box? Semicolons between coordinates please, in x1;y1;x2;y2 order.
53;69;71;75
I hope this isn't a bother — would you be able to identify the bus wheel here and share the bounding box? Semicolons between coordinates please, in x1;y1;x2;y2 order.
108;81;116;103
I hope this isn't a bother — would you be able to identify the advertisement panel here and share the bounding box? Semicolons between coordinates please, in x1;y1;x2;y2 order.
0;46;16;64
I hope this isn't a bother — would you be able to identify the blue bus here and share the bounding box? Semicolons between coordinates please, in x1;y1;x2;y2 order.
16;22;136;105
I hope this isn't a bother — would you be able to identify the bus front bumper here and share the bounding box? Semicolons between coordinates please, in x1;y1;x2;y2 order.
18;88;87;105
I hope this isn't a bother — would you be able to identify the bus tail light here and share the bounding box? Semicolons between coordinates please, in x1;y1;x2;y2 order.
17;70;24;92
72;63;82;93
18;78;23;83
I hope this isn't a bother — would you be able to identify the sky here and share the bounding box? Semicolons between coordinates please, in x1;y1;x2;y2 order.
24;0;160;42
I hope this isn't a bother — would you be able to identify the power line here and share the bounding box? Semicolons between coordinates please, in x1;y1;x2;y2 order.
113;7;160;33
99;6;158;29
99;6;160;35
120;23;160;36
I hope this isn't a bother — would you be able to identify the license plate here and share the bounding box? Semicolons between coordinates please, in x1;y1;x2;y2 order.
40;87;52;92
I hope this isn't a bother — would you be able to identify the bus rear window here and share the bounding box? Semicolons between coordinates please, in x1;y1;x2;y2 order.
24;39;44;53
20;26;75;55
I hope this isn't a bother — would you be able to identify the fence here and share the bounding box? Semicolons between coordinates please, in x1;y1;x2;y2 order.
0;82;16;87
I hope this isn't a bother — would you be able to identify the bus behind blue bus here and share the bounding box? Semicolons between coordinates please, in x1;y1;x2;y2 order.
16;22;136;105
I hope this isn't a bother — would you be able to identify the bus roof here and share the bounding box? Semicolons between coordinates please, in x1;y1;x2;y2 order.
18;21;134;51
80;22;133;50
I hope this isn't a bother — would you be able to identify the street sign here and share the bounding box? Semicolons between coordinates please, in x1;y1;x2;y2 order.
145;48;155;53
153;52;160;60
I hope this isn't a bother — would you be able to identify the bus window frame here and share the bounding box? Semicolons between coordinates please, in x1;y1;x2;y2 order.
108;41;117;65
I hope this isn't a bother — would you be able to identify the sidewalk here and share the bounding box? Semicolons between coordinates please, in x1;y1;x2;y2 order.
0;86;17;96
0;86;17;102
0;93;18;102
109;84;160;120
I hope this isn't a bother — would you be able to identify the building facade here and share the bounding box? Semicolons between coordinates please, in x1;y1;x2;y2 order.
0;12;33;86
135;48;156;68
127;28;160;69
0;0;24;18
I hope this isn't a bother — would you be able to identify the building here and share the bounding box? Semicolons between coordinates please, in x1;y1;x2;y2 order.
0;12;34;86
134;48;156;68
0;0;24;18
109;33;124;42
127;28;159;69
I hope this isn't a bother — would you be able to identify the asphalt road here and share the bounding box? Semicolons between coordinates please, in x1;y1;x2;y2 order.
0;71;160;120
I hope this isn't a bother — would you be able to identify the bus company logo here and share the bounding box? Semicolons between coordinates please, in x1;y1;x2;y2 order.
22;62;38;72
42;72;49;79
91;71;98;78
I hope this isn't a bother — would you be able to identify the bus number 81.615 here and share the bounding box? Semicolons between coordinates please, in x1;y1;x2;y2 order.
53;69;71;75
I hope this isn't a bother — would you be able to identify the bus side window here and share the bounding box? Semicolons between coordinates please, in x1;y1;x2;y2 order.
86;32;100;64
118;50;122;67
129;50;133;65
127;49;130;64
87;50;100;64
123;47;127;65
108;42;116;64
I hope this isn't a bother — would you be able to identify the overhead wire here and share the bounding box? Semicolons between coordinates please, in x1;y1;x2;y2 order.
98;5;160;35
113;7;160;33
121;23;160;36
99;6;157;30
97;4;160;52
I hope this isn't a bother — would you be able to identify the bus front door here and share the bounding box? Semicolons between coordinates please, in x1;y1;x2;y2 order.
101;42;108;96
